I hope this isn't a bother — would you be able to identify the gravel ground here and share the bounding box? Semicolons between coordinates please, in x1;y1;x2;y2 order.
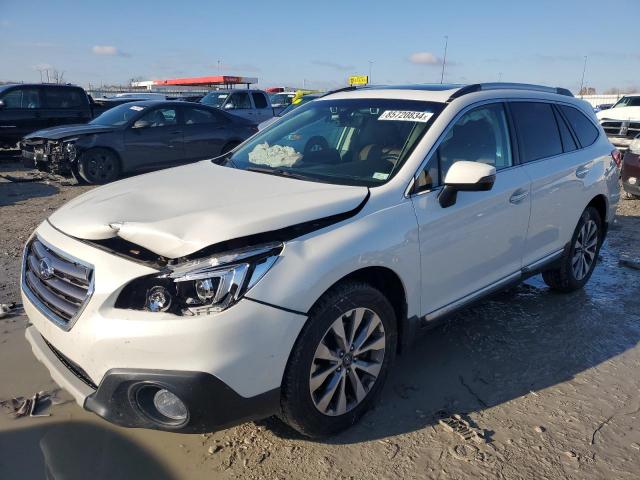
1;154;640;480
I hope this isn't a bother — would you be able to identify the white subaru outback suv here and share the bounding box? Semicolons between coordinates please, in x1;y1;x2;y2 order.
22;83;620;437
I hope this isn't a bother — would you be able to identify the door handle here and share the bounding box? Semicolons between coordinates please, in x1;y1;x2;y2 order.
576;165;591;179
509;189;529;204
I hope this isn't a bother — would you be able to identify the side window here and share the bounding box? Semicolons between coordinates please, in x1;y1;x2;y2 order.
510;102;562;162
137;107;178;128
44;88;85;108
559;105;599;147
415;103;512;191
553;107;577;152
252;93;268;109
0;88;41;109
228;92;251;109
184;107;223;125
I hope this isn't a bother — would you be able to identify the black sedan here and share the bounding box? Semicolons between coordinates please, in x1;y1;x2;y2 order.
21;101;257;184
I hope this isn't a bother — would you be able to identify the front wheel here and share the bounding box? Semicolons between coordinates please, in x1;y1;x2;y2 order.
279;282;397;438
78;148;120;184
542;206;602;292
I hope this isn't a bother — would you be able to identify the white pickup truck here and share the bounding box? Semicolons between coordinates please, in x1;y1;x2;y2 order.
596;94;640;150
200;89;279;124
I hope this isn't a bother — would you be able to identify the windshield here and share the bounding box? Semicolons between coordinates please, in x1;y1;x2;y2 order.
613;96;640;108
278;96;319;116
270;93;295;106
201;92;230;108
89;103;147;126
224;98;443;187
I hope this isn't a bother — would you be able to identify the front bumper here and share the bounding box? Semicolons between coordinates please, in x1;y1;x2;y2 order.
22;221;306;431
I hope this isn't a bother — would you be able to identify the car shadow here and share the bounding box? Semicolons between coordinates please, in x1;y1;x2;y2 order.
0;179;59;207
0;421;175;480
261;237;640;444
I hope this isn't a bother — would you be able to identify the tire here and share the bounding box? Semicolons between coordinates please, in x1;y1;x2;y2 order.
279;281;397;438
542;206;602;292
78;148;121;184
221;142;240;154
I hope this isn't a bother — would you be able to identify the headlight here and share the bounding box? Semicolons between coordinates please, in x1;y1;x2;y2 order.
64;142;77;161
115;242;282;315
630;135;640;155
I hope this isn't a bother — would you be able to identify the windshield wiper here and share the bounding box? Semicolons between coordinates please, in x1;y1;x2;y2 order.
245;166;319;182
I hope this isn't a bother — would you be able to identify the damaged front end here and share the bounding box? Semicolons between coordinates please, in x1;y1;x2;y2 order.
21;138;78;175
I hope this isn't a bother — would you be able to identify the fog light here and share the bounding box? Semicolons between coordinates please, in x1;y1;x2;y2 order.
145;286;172;312
153;389;188;421
629;177;637;185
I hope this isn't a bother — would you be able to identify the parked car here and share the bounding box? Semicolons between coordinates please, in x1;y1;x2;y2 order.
597;94;640;150
0;83;93;148
258;93;322;130
21;83;619;438
621;134;640;199
200;89;277;122
21;100;257;184
269;91;296;108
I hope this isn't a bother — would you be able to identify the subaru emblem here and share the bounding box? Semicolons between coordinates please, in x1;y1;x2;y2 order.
39;257;55;280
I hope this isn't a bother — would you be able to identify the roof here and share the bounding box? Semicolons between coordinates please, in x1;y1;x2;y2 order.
0;83;83;91
132;75;258;87
322;82;574;103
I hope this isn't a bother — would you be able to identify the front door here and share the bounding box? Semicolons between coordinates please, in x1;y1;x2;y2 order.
123;106;185;170
410;102;532;318
182;106;229;160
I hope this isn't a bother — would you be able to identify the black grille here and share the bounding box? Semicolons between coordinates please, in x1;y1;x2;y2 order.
43;336;98;390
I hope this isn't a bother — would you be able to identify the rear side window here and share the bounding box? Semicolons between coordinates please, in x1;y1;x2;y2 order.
559;105;599;147
184;107;225;125
44;88;85;108
553;107;577;152
0;88;41;109
510;102;562;162
252;93;268;109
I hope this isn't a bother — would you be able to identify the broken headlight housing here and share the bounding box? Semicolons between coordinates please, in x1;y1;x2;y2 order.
115;242;282;315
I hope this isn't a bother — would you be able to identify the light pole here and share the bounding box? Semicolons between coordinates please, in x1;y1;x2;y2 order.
368;60;373;84
217;59;221;74
579;56;588;97
440;35;448;84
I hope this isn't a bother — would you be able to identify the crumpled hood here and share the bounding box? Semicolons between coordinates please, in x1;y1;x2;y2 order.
23;124;116;141
49;161;368;258
597;106;640;122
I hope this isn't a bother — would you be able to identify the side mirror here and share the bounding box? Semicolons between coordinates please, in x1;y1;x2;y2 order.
224;103;234;110
439;161;496;208
0;100;5;109
132;120;151;129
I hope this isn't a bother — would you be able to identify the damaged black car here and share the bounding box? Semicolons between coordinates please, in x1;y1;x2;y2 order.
21;100;257;184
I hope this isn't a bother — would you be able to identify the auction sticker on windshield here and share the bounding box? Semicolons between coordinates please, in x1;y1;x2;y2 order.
378;110;433;122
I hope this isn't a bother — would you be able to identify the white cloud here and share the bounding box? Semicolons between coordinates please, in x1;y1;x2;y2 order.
32;63;53;71
92;45;130;57
408;52;442;65
0;20;10;28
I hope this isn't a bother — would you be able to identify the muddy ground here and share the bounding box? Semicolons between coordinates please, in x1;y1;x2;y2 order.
1;151;639;480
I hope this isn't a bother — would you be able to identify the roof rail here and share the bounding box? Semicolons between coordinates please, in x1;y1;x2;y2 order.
448;83;574;101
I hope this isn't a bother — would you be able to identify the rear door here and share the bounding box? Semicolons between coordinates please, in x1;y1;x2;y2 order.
182;105;231;160
42;87;91;128
510;101;588;266
251;92;273;123
411;102;532;316
0;86;46;142
123;106;185;170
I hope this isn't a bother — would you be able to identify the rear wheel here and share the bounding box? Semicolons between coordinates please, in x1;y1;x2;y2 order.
279;282;397;438
542;206;602;292
78;148;120;184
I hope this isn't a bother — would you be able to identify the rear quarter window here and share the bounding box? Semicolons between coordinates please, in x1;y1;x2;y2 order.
559;105;599;147
510;102;563;163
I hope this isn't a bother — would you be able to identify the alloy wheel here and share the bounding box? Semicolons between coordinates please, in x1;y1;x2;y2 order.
309;307;386;416
85;152;115;182
572;219;598;280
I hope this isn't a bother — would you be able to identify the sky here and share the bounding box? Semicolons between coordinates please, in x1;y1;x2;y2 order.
1;0;639;93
